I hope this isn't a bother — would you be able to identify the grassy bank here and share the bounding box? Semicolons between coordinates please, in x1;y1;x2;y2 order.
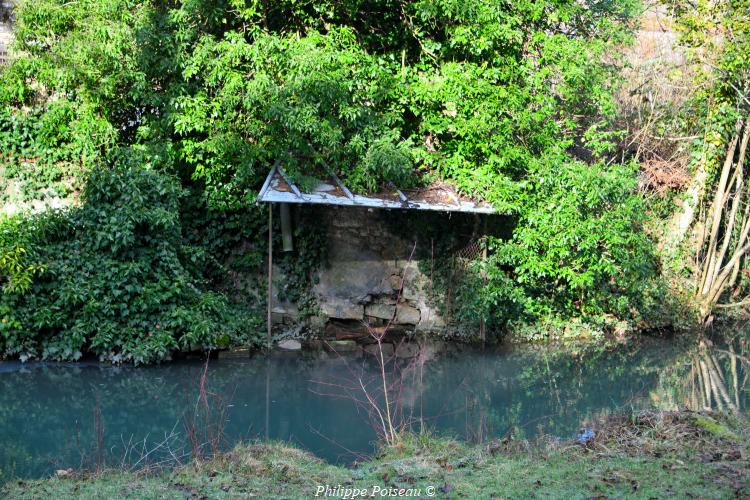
3;410;749;499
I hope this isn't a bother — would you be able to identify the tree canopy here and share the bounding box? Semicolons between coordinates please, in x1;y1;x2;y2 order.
3;0;640;205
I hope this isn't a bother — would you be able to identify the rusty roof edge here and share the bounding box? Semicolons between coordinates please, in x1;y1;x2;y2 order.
256;160;280;205
257;165;497;214
260;189;497;214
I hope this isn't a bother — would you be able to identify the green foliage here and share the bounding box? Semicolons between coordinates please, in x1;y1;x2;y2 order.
0;216;44;294
0;168;261;364
0;106;87;205
179;188;269;300
176;27;409;205
162;0;642;209
452;260;528;333
490;158;663;324
0;0;666;352
402;0;638;204
275;208;328;319
350;138;415;193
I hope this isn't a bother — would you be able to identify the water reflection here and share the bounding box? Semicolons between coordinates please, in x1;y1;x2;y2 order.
0;331;748;482
654;333;749;412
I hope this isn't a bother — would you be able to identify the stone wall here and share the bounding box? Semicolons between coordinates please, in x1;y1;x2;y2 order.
270;206;493;335
311;206;444;333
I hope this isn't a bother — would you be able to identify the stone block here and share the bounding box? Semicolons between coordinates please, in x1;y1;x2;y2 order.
389;274;402;290
304;339;325;351
218;349;250;359
365;303;396;320
402;286;419;301
416;306;446;330
320;298;364;320
307;315;327;331
394;342;420;359
396;304;421;324
325;322;368;340
325;340;360;353
363;343;395;358
313;247;393;302
401;265;421;300
277;339;302;351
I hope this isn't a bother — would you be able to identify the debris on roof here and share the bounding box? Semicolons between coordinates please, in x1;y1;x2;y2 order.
257;164;497;214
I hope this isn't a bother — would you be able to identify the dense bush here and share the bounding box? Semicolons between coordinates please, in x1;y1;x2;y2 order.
0;106;88;205
176;27;410;205
0;215;42;294
487;158;664;327
0;168;261;364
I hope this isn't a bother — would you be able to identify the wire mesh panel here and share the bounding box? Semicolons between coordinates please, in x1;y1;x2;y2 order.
454;239;484;263
440;237;486;324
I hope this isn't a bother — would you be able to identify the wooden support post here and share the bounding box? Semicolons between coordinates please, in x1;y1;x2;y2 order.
267;204;273;350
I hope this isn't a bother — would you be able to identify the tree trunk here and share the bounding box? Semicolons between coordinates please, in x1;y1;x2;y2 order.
694;118;750;323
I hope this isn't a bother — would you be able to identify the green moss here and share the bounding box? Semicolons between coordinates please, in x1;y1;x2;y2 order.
693;416;738;439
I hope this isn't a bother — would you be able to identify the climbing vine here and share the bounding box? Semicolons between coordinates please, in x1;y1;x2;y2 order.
275;207;329;320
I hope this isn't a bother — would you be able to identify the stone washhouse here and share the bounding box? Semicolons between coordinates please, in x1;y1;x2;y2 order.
257;164;504;342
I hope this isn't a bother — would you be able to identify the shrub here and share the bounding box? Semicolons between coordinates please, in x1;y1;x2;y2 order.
0;167;261;364
487;157;664;328
0;216;43;294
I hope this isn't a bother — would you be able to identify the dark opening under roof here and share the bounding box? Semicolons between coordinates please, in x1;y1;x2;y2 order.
256;164;497;214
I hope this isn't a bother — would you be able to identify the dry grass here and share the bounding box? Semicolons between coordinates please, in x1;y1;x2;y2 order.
570;409;748;460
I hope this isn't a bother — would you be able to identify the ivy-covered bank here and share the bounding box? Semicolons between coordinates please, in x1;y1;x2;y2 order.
1;168;267;364
0;0;748;362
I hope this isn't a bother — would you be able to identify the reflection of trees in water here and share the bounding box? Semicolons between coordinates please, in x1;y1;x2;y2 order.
656;334;749;412
3;333;749;481
409;341;679;444
0;364;206;479
692;341;738;411
0;345;694;480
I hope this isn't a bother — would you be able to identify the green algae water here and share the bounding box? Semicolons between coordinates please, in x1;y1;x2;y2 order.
1;332;748;482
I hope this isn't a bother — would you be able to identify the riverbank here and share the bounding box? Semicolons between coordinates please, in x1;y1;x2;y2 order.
4;410;748;498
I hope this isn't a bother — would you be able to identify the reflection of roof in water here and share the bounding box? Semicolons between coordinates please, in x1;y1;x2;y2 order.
257;164;498;214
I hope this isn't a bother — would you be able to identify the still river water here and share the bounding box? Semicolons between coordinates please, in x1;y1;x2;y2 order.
1;328;748;482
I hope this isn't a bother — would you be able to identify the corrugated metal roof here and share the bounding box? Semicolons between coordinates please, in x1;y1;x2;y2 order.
257;165;497;214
